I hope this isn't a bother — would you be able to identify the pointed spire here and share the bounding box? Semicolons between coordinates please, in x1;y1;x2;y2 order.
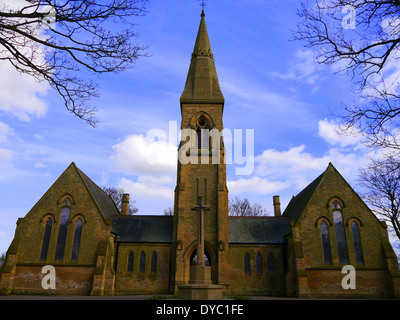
180;10;224;105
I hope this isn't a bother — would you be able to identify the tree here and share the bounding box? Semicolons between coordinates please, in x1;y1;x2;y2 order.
358;155;400;241
0;0;148;127
102;186;139;215
163;207;174;216
0;252;5;270
294;0;400;150
228;197;269;217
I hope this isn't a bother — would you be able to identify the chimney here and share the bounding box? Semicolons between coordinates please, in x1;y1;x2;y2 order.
273;196;281;217
121;194;130;216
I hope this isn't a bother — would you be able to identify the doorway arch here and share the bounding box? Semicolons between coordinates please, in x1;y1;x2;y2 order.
184;241;217;284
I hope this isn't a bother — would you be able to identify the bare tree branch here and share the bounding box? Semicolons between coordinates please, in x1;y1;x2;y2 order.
358;154;400;240
0;0;149;127
294;0;400;151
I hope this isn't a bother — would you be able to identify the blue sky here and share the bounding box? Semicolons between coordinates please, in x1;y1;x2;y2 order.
0;0;396;254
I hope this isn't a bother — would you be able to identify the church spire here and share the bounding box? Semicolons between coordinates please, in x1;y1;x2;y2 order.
180;10;224;105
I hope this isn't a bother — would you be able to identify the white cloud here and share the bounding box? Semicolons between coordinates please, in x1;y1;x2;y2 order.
34;162;47;169
270;49;324;86
318;118;362;148
112;134;177;176
0;62;49;121
119;176;174;200
0;121;14;143
227;176;289;195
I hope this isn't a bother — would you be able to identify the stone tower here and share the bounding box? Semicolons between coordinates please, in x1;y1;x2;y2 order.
171;10;230;292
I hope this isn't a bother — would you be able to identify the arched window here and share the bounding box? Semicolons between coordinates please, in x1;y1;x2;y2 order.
351;221;364;265
332;200;349;264
151;251;157;273
139;251;146;273
195;118;209;149
244;253;251;274
320;221;332;264
256;253;263;275
40;217;53;261
71;218;83;261
55;198;72;261
268;253;274;274
127;251;134;272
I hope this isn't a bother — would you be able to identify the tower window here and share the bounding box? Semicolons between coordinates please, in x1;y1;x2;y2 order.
195;117;210;149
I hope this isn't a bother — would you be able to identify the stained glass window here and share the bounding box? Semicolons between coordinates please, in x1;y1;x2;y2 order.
71;218;83;261
151;251;157;273
320;221;332;264
40;218;53;261
244;253;251;274
268;253;274;274
127;251;134;272
351;221;364;265
333;210;349;264
139;251;146;273
256;253;262;275
55;205;71;261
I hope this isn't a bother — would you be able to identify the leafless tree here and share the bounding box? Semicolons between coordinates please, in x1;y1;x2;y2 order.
0;0;148;127
0;252;5;270
294;0;400;150
358;155;400;241
229;197;269;217
163;207;174;216
102;186;139;215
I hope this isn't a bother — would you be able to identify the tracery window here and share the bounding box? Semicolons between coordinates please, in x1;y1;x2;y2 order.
55;198;72;261
332;200;349;264
195;117;210;149
40;217;53;261
351;221;364;265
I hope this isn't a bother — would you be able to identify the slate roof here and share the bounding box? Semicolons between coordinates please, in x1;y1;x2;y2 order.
282;170;325;222
74;164;120;220
112;215;174;243
229;217;290;244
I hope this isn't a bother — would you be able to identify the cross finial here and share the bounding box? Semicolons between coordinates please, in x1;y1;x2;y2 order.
199;0;207;15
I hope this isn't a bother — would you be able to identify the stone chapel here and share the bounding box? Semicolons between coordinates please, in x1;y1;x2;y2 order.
0;10;399;298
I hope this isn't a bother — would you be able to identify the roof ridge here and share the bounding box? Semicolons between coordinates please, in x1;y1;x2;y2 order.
73;163;120;221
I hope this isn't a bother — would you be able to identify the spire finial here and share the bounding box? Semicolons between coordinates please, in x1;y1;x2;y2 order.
199;0;207;16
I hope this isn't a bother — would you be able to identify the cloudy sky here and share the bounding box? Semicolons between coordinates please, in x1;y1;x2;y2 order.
0;0;395;254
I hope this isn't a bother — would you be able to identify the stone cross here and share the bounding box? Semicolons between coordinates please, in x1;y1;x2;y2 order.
191;196;210;266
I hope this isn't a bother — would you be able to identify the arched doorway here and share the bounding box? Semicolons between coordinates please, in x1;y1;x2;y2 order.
184;242;217;284
190;250;211;266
